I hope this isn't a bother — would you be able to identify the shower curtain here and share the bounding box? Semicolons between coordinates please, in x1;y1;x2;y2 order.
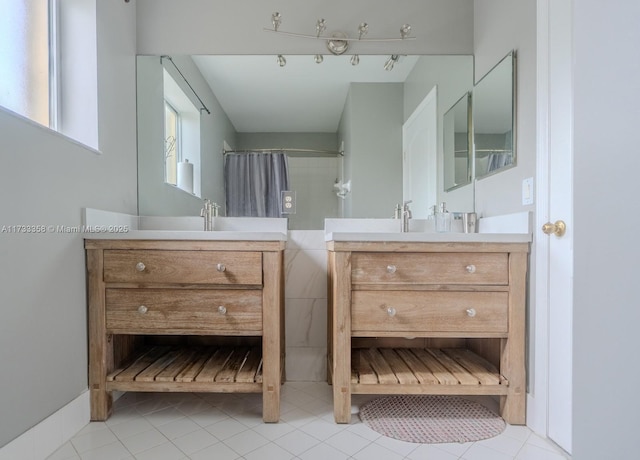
224;152;290;217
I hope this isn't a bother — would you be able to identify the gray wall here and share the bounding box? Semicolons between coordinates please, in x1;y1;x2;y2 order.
137;55;233;217
572;2;640;458
135;0;474;56
473;0;537;218
0;1;137;447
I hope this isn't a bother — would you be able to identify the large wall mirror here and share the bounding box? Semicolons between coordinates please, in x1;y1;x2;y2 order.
137;54;474;229
473;52;516;179
443;92;471;191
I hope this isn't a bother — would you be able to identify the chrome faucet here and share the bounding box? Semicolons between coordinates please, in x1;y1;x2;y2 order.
401;200;412;232
200;199;219;231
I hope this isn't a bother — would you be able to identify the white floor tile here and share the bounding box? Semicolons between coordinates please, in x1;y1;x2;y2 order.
516;443;570;460
250;420;297;440
503;424;533;443
526;432;569;456
462;443;516;460
345;422;382;442
297;441;352;460
75;423;108;437
433;441;474;457
118;428;168;454
273;429;322;456
407;444;462;460
71;427;119;454
77;441;132;460
298;418;346;441
222;429;270;456
107;417;154;440
155;417;201;440
373;435;420;457
188;441;240;460
49;384;572;460
243;442;297;460
188;407;230;427
351;442;405;460
133;441;187;460
279;407;318;427
47;442;79;460
143;407;186;427
204;418;249;440
170;428;219;455
324;430;372;456
476;432;527;457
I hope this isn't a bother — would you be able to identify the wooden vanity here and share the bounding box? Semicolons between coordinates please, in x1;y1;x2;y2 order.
86;238;285;422
327;237;529;424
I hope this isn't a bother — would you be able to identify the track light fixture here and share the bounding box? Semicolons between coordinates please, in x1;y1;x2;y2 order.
265;12;414;69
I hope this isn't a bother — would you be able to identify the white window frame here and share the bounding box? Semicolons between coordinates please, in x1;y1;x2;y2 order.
164;100;181;186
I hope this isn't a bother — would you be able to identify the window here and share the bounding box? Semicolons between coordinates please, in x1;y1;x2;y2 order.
1;0;100;149
164;101;180;185
162;67;201;196
0;0;56;127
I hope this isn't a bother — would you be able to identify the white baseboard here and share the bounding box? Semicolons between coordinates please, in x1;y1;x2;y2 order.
0;391;90;460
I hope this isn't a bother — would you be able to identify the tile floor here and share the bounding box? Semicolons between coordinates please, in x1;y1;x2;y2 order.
47;383;570;460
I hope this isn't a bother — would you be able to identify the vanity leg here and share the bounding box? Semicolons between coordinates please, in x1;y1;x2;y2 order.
262;251;282;422
87;249;113;421
500;251;527;424
332;251;352;423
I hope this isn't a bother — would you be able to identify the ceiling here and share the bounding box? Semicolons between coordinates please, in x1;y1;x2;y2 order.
192;55;419;133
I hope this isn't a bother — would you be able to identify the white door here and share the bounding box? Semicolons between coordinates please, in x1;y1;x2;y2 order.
535;0;573;453
403;87;437;218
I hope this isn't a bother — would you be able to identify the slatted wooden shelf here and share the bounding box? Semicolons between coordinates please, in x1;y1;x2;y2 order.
106;346;265;393
350;348;509;395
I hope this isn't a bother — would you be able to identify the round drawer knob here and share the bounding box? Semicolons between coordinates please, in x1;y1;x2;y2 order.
387;306;397;317
466;308;477;317
138;305;148;314
218;305;227;315
466;264;476;273
386;265;397;274
135;262;146;272
216;263;226;272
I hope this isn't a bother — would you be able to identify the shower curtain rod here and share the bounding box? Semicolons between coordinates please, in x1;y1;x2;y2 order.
160;55;211;115
223;148;344;156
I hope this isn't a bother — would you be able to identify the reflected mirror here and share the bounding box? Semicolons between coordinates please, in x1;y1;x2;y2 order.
137;55;474;229
473;52;515;179
443;92;471;191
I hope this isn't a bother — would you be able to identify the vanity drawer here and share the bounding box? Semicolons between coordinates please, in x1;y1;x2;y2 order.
105;288;263;333
103;250;262;285
351;252;508;285
351;290;508;335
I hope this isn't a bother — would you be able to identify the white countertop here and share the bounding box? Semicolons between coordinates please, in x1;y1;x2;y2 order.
325;231;531;243
83;230;287;241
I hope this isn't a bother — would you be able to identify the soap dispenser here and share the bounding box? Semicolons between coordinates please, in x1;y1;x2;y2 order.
435;202;451;233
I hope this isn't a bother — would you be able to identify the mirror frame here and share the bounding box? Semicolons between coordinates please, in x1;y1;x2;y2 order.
472;51;516;181
443;92;472;191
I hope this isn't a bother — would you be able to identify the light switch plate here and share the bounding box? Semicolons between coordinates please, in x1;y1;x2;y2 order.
522;177;534;205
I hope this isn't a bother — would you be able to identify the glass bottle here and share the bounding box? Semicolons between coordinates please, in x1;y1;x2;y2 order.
435;202;451;232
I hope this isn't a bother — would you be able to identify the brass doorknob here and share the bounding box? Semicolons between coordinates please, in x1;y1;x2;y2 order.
542;220;566;237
